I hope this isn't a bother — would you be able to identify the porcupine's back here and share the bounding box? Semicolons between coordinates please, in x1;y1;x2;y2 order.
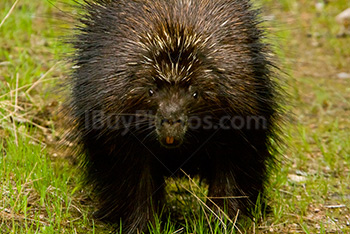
70;0;277;130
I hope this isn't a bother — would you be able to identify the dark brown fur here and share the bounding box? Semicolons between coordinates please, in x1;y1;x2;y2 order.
69;0;281;233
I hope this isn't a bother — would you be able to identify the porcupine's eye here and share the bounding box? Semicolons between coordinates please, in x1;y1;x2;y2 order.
148;89;155;97
192;92;198;99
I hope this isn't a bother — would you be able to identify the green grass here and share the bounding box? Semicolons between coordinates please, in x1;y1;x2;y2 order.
1;0;350;233
1;134;84;233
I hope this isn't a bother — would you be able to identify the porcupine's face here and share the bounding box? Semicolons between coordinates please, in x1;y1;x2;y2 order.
133;24;219;149
148;82;201;149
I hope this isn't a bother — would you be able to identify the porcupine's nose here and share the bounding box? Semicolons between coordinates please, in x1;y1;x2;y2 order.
160;118;184;127
157;98;188;148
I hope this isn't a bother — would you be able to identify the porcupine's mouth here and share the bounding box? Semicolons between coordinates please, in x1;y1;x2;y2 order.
159;135;184;149
155;110;188;149
156;121;187;149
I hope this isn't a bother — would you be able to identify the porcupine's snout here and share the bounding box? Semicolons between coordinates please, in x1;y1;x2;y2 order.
155;100;188;148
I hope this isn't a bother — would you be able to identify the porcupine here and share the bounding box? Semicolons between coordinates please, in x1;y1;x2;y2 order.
69;0;281;232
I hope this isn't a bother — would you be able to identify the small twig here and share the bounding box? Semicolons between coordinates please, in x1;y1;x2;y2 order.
286;213;316;222
16;131;46;147
15;73;19;113
11;115;51;133
172;227;184;234
277;189;294;196
11;73;19;146
65;216;84;224
26;62;59;94
0;0;19;28
207;196;248;199
0;114;12;123
231;209;240;234
0;101;25;111
69;204;83;216
325;204;346;209
202;205;214;234
188;179;214;234
0;78;58;99
252;219;255;234
0;61;11;66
